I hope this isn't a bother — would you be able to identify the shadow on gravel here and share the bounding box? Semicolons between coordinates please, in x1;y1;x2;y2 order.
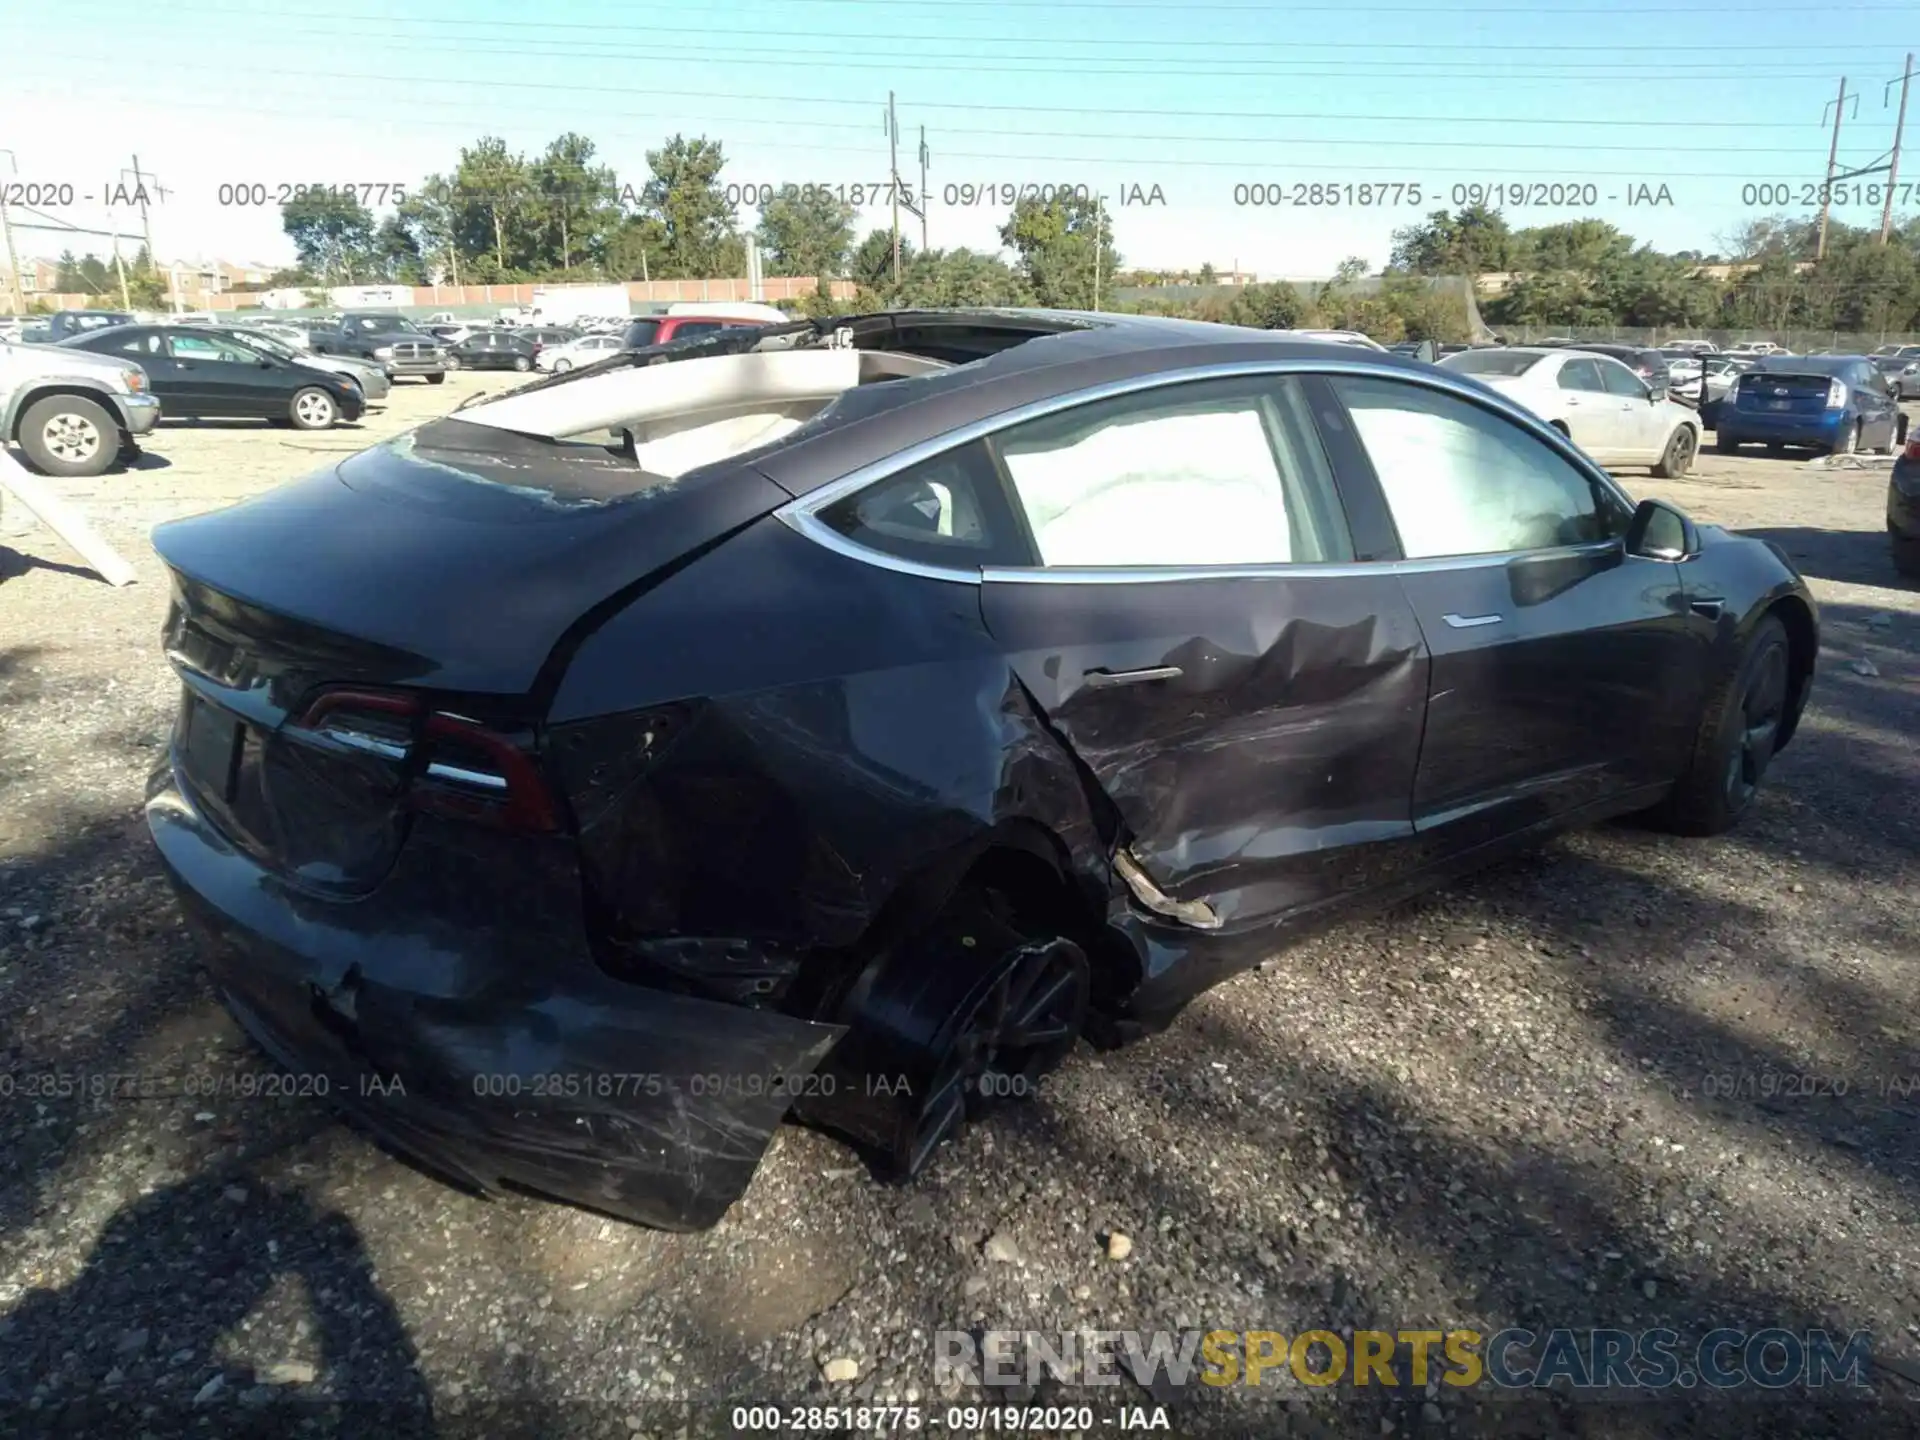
0;550;104;583
1742;527;1917;591
0;1163;437;1438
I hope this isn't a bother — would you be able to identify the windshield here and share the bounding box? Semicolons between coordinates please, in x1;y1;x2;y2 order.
1438;350;1542;377
226;330;294;359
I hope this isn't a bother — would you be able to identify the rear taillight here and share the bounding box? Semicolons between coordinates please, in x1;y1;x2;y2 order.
1826;378;1847;409
1904;438;1920;461
296;687;559;833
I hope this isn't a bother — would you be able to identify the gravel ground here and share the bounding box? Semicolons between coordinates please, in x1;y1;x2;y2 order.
0;384;1916;1439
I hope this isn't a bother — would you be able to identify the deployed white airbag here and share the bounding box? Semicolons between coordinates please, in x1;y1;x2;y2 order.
455;350;864;476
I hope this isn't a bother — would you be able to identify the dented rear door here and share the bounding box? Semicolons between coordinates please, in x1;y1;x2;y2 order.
975;372;1431;929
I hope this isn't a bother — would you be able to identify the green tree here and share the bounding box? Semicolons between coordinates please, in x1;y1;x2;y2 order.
1220;281;1308;330
1197;261;1218;284
54;249;84;291
884;248;1031;308
1388;205;1516;275
281;189;377;282
999;192;1117;309
640;135;741;277
123;247;167;309
444;137;534;277
530;132;621;275
755;188;858;279
850;228;909;288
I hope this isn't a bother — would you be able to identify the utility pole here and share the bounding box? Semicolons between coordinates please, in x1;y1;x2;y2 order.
1093;194;1104;311
1817;78;1853;261
918;127;930;252
0;150;23;317
886;91;901;284
1883;53;1914;243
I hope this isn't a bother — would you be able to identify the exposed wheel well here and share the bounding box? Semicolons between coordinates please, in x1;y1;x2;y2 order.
11;385;125;442
1767;594;1817;752
1548;419;1570;436
800;830;1138;1026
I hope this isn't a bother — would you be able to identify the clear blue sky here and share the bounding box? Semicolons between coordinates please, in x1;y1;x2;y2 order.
1;0;1914;276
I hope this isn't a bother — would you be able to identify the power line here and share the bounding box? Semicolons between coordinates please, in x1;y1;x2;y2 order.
120;7;1920;51
164;0;1916;12
79;34;1902;81
55;66;1864;126
16;84;1866;158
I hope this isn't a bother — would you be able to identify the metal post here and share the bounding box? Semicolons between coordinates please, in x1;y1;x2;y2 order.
0;149;23;316
918;126;930;253
888;92;901;284
1883;54;1914;243
1817;78;1851;261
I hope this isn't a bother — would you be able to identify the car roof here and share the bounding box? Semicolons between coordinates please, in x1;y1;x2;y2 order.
1754;354;1865;372
745;308;1525;496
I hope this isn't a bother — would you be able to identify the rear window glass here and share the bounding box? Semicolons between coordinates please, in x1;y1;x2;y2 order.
624;319;662;347
819;442;1031;570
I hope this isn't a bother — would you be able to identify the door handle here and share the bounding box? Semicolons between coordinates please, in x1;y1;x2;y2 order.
1442;612;1503;629
1081;665;1183;688
1689;596;1724;619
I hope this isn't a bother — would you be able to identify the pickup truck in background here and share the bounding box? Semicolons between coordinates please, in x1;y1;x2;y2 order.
0;333;162;476
305;313;449;382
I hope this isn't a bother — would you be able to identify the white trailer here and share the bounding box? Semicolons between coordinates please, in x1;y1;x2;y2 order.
529;285;632;326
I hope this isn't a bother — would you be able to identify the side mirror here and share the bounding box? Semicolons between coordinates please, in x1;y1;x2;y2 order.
1625;497;1698;560
1648;383;1668;402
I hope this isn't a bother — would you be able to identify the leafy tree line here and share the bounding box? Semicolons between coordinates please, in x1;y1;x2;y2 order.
1389;205;1920;333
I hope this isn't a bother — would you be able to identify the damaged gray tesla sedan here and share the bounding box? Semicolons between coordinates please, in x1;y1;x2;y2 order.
145;309;1817;1230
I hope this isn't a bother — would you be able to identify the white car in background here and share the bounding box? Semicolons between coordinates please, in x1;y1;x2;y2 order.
1276;328;1389;351
1439;346;1703;476
534;332;626;373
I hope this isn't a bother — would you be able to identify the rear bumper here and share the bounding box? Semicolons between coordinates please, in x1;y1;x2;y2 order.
1717;408;1844;446
144;762;843;1231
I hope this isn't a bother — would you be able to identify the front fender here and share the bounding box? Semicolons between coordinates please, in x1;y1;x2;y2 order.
6;377;136;438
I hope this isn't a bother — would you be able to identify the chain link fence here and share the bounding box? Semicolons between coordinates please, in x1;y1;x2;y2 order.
1495;324;1920;352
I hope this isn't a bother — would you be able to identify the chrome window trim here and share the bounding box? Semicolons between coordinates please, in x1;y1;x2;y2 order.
773;356;1637;587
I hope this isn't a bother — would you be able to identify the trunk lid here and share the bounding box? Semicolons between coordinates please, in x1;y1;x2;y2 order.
152;418;790;698
154;420;789;893
1736;371;1836;416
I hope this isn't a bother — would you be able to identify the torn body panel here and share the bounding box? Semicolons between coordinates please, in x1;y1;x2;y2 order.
547;517;1111;987
979;571;1432;929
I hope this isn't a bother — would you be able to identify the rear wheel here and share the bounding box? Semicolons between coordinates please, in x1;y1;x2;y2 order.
445;354;462;370
553;358;573;373
1652;424;1696;478
1715;432;1741;454
17;394;118;477
1834;420;1862;456
513;355;531;372
1873;415;1902;455
808;882;1091;1180
426;371;446;385
1647;615;1791;836
289;387;338;430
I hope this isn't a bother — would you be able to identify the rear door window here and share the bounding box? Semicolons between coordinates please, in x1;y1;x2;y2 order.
1557;359;1607;393
1599;361;1649;398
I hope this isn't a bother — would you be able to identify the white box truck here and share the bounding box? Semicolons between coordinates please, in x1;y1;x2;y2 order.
529;285;632;327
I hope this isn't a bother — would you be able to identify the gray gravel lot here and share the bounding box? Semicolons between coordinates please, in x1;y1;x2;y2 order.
0;383;1916;1439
